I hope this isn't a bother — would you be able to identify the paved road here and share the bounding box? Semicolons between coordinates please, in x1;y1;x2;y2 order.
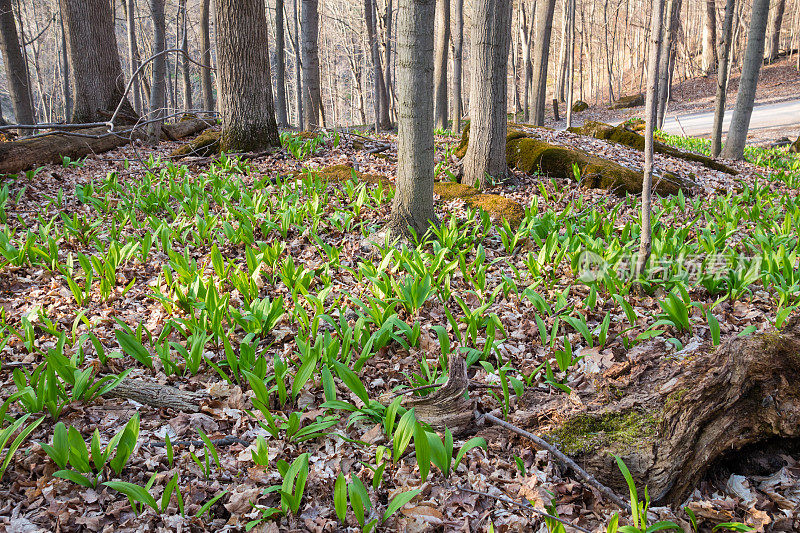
660;98;800;138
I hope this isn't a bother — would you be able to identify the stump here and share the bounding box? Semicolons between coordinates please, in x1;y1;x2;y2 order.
512;325;800;504
791;136;800;154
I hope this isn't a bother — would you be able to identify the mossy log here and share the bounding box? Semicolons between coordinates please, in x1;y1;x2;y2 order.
573;121;738;175
608;94;645;109
433;181;525;226
0;118;213;176
457;123;694;196
511;325;800;505
791;136;800;154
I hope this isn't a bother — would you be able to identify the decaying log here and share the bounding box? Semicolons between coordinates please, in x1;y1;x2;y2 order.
0;118;213;175
571;121;739;175
513;325;800;505
404;354;475;434
104;378;203;412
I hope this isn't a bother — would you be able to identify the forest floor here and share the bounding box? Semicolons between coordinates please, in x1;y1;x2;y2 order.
0;122;799;533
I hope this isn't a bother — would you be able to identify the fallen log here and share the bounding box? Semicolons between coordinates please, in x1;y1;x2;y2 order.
571;121;739;175
104;377;202;412
456;123;695;196
608;94;645;110
511;325;800;505
0;118;213;176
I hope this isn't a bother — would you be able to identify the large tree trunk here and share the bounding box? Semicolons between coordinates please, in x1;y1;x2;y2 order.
301;0;322;129
365;0;390;131
0;119;212;175
274;0;289;126
215;0;280;151
199;0;215;112
721;0;771;160
530;0;556;126
711;0;736;158
293;0;303;127
147;0;167;144
656;0;681;129
513;325;800;505
766;0;787;62
121;0;142;116
461;0;512;187
701;0;717;75
0;0;36;132
59;0;136;125
433;0;449;131
58;8;71;122
389;0;436;238
635;0;664;282
179;0;192;111
451;0;463;132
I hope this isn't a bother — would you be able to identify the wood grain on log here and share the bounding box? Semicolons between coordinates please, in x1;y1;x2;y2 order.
105;378;203;412
0;118;212;175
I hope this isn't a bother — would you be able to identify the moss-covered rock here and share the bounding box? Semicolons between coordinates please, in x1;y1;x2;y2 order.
791;136;800;154
572;100;589;112
433;181;479;200
170;129;221;157
575;121;738;175
464;194;525;227
316;164;389;185
608;94;645;109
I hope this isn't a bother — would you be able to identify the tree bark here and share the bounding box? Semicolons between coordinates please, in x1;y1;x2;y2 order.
59;0;136;125
0;0;36;132
179;0;192;111
215;0;279;151
58;8;71;122
530;0;556;126
711;0;736;158
461;0;512;187
199;0;215;112
556;0;569;102
565;0;576;128
656;0;682;129
766;0;787;62
365;0;390;131
721;0;771;160
121;0;142;116
293;0;303;127
274;0;289;126
520;4;533;123
701;0;717;75
451;0;463;132
301;0;322;129
389;0;436;238
635;0;665;283
433;0;449;131
147;0;167;144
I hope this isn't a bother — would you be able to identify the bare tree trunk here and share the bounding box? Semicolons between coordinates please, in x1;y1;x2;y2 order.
452;0;463;132
520;4;533;123
384;0;395;121
293;0;303;127
301;0;322;129
60;0;136;124
635;0;665;283
701;0;717;75
215;0;279;150
565;0;575;128
462;0;512;187
59;7;71;121
389;0;436;238
147;0;166;143
121;0;141;115
433;0;449;130
0;0;35;132
556;0;569;102
365;0;390;130
530;0;556;126
711;0;736;157
199;0;215;112
656;0;681;129
274;0;289;126
766;0;787;62
179;0;192;111
721;0;771;160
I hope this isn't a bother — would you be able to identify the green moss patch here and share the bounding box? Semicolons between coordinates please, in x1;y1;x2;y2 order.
548;410;659;456
433;182;479;200
572;100;589;112
171;130;221;157
317;164;389;185
464;194;525;227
